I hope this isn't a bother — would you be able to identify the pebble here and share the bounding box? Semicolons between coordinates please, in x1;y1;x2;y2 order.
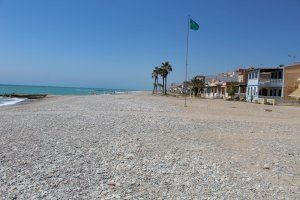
263;164;270;170
0;94;298;199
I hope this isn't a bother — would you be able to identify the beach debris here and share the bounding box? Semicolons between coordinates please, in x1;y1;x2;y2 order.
264;109;272;112
107;180;116;187
0;93;47;99
263;164;270;170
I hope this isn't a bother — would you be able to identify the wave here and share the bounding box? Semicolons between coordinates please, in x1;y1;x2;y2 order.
0;97;26;107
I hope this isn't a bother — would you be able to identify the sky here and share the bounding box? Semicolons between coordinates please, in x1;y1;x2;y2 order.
0;0;299;90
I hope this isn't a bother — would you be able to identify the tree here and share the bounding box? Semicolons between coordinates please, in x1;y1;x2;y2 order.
152;67;160;94
161;61;173;95
157;67;164;94
190;76;205;96
227;83;236;99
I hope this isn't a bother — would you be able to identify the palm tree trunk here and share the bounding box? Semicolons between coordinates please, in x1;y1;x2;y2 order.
164;77;167;95
162;77;165;94
152;82;155;95
155;78;158;94
154;77;157;94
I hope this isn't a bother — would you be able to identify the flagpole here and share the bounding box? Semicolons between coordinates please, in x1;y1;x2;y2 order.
184;15;190;107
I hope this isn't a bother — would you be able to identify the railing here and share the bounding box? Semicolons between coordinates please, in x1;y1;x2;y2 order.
259;79;283;86
258;95;282;98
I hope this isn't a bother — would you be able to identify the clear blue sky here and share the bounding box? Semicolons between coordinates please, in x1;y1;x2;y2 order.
0;0;299;90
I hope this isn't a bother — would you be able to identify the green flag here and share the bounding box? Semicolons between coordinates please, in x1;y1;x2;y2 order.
190;19;199;30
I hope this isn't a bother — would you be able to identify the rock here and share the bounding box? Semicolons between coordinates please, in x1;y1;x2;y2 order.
263;164;270;170
1;92;298;199
125;153;134;160
107;180;116;187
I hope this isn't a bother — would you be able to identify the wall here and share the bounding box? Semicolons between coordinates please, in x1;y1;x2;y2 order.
283;64;300;102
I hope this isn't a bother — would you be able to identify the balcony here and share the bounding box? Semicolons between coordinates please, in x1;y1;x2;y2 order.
258;78;283;87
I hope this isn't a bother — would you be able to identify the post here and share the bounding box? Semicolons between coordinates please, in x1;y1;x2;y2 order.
184;15;190;107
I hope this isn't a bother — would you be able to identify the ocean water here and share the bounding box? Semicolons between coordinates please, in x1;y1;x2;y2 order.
0;84;131;106
0;97;26;106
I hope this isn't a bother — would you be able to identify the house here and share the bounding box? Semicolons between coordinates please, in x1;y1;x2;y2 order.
283;63;300;102
204;71;239;99
220;81;239;99
204;79;223;98
169;83;183;94
246;68;283;102
236;68;250;100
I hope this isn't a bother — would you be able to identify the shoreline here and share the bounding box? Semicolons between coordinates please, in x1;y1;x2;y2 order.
0;91;147;107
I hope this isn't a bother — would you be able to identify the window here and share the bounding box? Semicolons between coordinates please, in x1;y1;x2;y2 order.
278;71;282;79
278;89;282;97
270;89;273;96
255;72;258;79
271;72;274;79
274;89;277;96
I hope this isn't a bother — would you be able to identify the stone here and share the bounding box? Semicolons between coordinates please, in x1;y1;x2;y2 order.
263;164;270;170
107;180;116;187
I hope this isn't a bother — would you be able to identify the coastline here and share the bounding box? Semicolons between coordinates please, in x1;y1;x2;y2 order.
0;97;26;107
0;93;299;199
0;91;146;107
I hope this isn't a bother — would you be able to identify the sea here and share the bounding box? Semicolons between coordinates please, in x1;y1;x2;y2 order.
0;84;132;106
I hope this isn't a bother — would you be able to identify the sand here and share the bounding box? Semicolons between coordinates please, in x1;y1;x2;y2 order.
0;93;299;199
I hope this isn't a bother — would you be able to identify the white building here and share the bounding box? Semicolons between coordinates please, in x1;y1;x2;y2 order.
246;68;283;102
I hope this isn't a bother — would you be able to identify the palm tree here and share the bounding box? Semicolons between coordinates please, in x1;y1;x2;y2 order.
152;67;160;94
161;61;173;95
157;83;164;93
157;67;165;94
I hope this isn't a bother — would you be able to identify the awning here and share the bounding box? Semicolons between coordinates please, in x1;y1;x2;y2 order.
289;83;300;100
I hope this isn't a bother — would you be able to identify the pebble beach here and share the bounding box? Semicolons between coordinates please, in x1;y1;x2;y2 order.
0;93;299;199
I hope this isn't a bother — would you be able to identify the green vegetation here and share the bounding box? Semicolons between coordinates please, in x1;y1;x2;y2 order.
151;67;160;94
227;84;236;99
152;61;173;95
186;76;205;97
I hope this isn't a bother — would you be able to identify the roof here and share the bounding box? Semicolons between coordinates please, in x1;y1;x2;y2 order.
248;67;283;72
205;73;238;83
284;62;300;69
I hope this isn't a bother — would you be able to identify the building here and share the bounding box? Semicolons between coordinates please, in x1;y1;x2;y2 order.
246;68;283;102
288;78;300;101
204;71;239;99
204;79;223;98
169;83;183;94
236;68;250;100
220;81;239;99
283;63;300;102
